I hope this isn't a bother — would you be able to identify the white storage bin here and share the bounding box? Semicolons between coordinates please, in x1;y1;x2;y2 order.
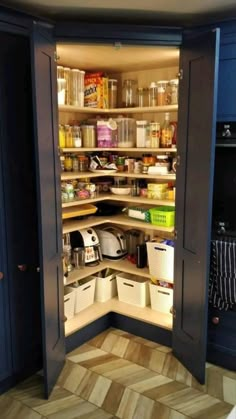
147;242;174;282
116;272;150;307
149;283;173;314
95;269;119;302
73;276;96;313
64;286;75;320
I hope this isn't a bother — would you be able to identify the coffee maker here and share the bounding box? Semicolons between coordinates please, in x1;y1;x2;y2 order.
70;228;102;265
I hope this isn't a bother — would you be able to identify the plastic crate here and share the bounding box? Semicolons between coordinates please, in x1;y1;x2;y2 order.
149;206;175;227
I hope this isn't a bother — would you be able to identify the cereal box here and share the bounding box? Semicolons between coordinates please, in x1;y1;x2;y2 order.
84;72;108;108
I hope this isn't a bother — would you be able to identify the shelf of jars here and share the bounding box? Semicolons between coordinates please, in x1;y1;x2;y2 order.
61;171;176;181
60;147;177;153
59;104;178;114
62;214;175;235
61;194;175;208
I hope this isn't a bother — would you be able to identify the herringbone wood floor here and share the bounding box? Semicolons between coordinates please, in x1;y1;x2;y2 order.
1;328;235;418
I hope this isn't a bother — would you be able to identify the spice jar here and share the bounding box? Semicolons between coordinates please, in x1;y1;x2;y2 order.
72;125;82;148
64;154;73;171
59;124;66;148
116;156;125;172
122;79;137;107
78;155;89;172
72;154;79;172
65;125;73;148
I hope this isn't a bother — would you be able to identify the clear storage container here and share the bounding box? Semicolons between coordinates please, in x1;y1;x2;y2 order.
169;78;179;105
157;80;168;106
122;79;137;107
148;82;157;106
64;67;71;105
136;120;148;147
81;125;96;147
71;69;85;106
108;79;118;108
116;117;136;148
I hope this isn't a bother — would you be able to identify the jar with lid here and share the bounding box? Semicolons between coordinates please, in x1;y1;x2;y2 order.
72;154;79;172
148;82;157;107
169;79;179;105
65;125;73;148
81;125;96;147
71;69;84;107
122;79;137;107
136;120;148;148
160;112;173;148
108;79;118;108
64;67;71;105
116;117;136;148
72;125;82;148
64;154;73;171
137;87;147;107
59;124;66;148
78;155;89;172
156;155;171;173
150;122;160;148
157;80;168;106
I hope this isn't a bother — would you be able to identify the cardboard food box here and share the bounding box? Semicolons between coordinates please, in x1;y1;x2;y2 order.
84;72;108;108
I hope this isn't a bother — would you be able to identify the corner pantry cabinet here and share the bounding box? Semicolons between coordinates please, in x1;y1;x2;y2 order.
0;4;222;397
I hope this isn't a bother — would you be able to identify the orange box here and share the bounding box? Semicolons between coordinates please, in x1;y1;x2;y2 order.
84;72;108;108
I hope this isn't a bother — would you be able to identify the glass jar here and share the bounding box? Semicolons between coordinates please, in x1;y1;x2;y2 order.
157;80;168;106
122;79;137;107
64;154;73;171
148;82;157;107
136;120;148;148
64;67;71;105
81;125;96;147
72;125;82;148
108;79;118;108
169;79;179;105
65;125;73;148
161;112;173;147
70;69;80;106
72;154;79;172
149;122;160;148
59;124;66;148
78;156;89;172
57;66;64;79
79;70;85;107
137;87;147;107
115;117;136;148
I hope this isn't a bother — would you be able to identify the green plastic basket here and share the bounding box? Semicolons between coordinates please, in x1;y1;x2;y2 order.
149;206;175;227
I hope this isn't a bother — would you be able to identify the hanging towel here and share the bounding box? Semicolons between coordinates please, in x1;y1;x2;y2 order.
209;238;236;310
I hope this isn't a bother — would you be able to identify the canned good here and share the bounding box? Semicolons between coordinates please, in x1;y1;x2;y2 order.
134;160;142;174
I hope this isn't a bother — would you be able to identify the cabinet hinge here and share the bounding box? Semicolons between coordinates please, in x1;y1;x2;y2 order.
174;229;178;240
54;51;59;62
178;69;183;80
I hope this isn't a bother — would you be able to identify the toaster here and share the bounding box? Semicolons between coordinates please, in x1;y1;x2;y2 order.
95;227;127;260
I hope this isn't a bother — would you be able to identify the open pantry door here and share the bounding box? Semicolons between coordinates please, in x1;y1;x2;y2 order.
31;22;65;397
172;29;220;384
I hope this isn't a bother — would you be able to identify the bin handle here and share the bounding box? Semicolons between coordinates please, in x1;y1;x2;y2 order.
123;282;134;287
82;285;91;291
154;247;166;251
157;290;170;296
109;277;115;282
64;298;70;303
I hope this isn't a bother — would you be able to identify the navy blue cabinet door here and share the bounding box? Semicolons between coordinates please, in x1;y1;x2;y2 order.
173;30;220;384
31;22;65;397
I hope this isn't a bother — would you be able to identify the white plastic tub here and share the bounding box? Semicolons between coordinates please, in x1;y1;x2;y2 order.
73;276;96;313
147;241;174;282
64;286;75;320
95;270;119;302
116;272;150;307
149;283;173;314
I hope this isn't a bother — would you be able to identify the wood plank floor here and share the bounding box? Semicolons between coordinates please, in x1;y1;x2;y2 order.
1;328;236;418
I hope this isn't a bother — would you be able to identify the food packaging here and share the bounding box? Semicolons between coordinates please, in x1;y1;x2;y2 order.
84;72;108;108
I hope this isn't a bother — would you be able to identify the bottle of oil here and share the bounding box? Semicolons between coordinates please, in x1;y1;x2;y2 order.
160;112;173;148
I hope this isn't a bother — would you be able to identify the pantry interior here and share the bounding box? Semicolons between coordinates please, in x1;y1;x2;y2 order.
57;42;180;340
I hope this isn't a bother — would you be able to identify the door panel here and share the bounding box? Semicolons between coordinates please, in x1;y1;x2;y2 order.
31;23;65;397
173;29;220;384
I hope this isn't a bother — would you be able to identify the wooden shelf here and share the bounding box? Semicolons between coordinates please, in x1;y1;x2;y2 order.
65;257;174;286
61;171;176;181
63;214;175;234
65;297;173;337
62;194;175;208
59;104;178;114
61;147;177;153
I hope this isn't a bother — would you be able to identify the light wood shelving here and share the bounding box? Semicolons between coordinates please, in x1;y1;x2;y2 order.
65;297;173;337
63;214;175;234
61;171;176;181
59;104;178;114
62;194;175;208
61;147;177;153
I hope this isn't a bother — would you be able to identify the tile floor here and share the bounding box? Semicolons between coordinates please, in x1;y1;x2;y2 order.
1;327;236;419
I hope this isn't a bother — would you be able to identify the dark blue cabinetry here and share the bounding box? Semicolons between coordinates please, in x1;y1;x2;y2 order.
218;33;236;121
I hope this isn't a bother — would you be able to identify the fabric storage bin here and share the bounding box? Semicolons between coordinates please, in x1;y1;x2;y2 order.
64;286;75;320
147;241;174;282
116;272;150;307
95;269;119;302
73;276;96;313
149;283;173;314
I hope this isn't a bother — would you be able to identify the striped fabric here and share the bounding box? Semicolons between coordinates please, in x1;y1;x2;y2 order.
209;238;236;310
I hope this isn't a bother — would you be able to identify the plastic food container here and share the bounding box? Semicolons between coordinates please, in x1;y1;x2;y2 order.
81;125;96;147
116;117;136;148
108;79;118;108
122;79;137;107
157;80;168;106
169;79;179;105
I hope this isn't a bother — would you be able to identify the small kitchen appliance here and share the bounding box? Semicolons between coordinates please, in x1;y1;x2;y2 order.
95;226;127;259
70;228;102;265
